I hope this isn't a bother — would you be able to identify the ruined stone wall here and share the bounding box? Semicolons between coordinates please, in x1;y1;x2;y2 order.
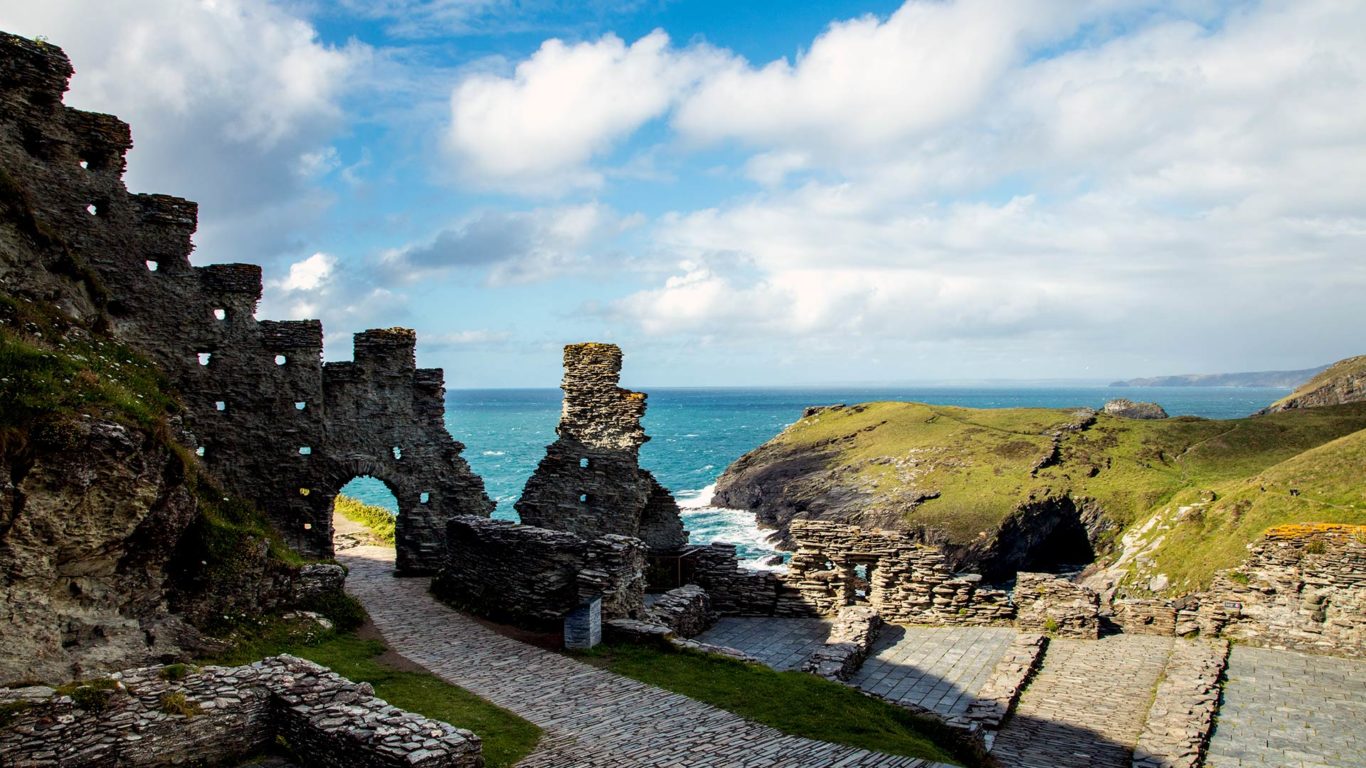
516;343;686;552
432;515;646;629
1013;572;1101;639
0;33;491;574
781;520;1015;624
1191;525;1364;657
0;655;482;767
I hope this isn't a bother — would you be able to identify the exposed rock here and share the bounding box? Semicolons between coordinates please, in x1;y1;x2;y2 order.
0;418;198;685
1013;572;1101;639
1261;354;1366;413
517;343;686;552
1102;399;1170;419
0;655;482;768
432;515;646;630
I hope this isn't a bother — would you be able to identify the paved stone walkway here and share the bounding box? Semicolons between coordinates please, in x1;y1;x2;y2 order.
991;634;1174;768
339;547;950;768
852;626;1017;719
1206;645;1366;768
695;617;832;670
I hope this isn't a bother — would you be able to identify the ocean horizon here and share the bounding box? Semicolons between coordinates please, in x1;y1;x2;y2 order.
343;384;1292;566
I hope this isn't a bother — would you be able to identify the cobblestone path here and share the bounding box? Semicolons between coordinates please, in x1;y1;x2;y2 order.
851;626;1017;720
695;617;832;670
1206;645;1366;768
339;547;950;768
991;635;1174;768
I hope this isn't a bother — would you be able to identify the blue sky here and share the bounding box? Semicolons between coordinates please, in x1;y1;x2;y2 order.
3;1;1364;387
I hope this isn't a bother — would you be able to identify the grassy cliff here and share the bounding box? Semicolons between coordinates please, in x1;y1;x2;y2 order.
713;400;1366;589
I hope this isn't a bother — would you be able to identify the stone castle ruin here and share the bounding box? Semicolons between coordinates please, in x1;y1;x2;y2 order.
0;32;492;574
516;342;686;552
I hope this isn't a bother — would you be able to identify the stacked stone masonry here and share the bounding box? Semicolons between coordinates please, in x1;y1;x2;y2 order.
0;33;492;575
962;633;1046;732
1132;639;1229;768
1013;572;1101;639
645;584;718;638
1189;525;1364;657
801;605;882;681
0;655;482;768
432;515;646;630
516;343;686;552
694;522;1014;624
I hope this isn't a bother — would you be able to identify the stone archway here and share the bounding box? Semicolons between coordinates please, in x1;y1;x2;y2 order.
305;456;448;576
332;476;398;552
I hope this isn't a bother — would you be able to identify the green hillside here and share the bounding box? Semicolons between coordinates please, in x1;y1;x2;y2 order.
716;400;1366;588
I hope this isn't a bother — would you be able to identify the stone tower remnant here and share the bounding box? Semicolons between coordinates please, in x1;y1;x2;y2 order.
0;32;492;574
516;343;687;552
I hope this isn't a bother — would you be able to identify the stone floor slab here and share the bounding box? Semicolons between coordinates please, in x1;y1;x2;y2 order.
1205;645;1366;768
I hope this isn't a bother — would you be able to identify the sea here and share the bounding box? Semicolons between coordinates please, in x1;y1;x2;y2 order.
343;385;1288;567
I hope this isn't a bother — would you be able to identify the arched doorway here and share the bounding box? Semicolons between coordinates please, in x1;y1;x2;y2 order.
332;476;397;553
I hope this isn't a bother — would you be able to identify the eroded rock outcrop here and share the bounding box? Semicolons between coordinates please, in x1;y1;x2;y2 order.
1261;355;1366;414
1102;398;1169;419
516;343;686;552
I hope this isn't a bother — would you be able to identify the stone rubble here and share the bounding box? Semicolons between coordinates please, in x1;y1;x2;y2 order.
645;584;717;638
0;655;482;768
1132;639;1228;768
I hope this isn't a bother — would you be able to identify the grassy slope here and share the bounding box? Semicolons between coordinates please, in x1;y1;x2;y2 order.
335;494;396;546
1133;428;1366;591
579;644;965;766
756;402;1366;587
1267;354;1366;410
206;614;541;768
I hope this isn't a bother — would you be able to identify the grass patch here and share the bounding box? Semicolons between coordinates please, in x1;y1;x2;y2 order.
335;494;396;546
54;678;119;713
202;614;540;768
0;701;35;728
158;691;202;718
577;643;967;766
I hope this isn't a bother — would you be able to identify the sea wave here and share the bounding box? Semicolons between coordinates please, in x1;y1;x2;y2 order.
482;450;506;456
678;495;786;571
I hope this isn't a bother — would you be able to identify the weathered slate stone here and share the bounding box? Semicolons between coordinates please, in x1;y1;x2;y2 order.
1014;572;1101;639
516;343;686;552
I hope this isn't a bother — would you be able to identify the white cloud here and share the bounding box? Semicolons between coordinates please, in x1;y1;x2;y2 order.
382;203;641;284
612;0;1366;375
0;0;366;260
445;30;729;193
277;252;336;292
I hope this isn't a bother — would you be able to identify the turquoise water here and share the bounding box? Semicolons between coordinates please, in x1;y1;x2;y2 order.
342;385;1288;565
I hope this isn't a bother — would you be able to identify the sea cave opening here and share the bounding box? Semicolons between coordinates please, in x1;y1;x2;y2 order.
332;476;397;553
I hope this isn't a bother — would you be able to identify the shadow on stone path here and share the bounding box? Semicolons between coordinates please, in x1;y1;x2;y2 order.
339;546;950;768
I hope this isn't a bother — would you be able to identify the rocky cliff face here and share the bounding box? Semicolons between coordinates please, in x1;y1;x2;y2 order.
1261;355;1366;414
0;418;198;684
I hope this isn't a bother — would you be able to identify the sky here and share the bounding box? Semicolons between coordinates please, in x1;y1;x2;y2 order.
2;0;1364;388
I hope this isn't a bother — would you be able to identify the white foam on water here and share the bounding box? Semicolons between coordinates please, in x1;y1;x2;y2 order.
676;485;786;571
482;450;506;456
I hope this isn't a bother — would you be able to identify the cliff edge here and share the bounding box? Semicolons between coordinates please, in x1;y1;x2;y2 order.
1261;355;1366;414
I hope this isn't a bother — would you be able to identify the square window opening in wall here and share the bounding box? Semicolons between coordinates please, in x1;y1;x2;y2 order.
294;401;306;410
303;522;312;531
79;159;89;170
579;493;591;504
213;308;227;321
298;487;310;497
274;354;287;366
197;352;212;366
580;457;590;469
85;203;99;216
145;260;158;272
195;446;205;457
298;446;311;455
392;446;402;460
215;401;226;412
420;492;430;504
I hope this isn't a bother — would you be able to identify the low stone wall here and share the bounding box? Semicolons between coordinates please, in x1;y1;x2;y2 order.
801;605;882;681
1189;525;1364;657
1014;573;1100;639
692;543;797;616
432;515;645;630
646;585;717;638
963;633;1047;733
603;618;763;664
0;655;481;768
1111;598;1178;636
1132;639;1228;768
